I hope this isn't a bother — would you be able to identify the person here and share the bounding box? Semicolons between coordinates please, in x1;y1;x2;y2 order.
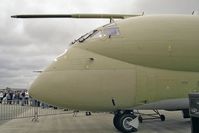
9;91;13;104
6;92;11;104
2;95;7;104
20;91;25;106
15;91;20;104
2;92;7;104
25;90;29;105
0;91;3;103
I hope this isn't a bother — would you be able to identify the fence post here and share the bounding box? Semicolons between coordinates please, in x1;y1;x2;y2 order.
32;106;39;122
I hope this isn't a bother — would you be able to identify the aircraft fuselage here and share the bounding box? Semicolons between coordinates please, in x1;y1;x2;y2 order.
29;15;199;112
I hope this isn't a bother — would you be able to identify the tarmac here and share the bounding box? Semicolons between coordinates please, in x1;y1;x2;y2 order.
0;110;191;133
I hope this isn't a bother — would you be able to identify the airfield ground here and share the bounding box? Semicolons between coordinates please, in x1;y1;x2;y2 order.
0;110;191;133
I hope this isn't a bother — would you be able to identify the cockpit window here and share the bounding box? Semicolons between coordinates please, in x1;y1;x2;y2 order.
103;27;120;36
93;22;120;38
71;22;120;45
91;27;120;39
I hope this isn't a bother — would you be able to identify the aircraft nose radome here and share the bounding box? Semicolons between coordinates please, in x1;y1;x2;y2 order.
28;80;40;100
27;71;67;107
28;73;47;101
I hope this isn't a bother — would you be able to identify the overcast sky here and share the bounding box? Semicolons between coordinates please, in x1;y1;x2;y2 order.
0;0;199;89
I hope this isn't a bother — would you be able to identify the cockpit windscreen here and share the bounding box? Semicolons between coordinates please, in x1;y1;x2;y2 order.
71;22;120;45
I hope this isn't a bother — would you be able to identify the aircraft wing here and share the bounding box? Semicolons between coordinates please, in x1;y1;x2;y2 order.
11;13;141;19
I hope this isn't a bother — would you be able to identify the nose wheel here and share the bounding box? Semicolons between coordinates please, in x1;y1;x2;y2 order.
113;111;139;133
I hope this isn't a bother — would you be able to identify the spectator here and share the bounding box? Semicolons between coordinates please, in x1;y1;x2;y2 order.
0;91;3;103
6;92;11;104
15;91;20;104
2;92;7;104
2;95;7;104
9;91;13;104
20;91;25;106
25;91;29;105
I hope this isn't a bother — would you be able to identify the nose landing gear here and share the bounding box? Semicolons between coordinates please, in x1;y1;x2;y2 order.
113;110;139;133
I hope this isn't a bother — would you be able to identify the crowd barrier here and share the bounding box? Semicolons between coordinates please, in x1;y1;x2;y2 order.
0;99;71;121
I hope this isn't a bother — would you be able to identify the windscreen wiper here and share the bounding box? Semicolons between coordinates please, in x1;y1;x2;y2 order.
79;30;98;43
71;33;89;45
71;30;98;45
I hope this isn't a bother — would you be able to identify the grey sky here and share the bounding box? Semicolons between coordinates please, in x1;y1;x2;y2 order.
0;0;199;89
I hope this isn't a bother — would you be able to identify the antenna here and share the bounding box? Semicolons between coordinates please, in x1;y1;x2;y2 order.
33;70;43;73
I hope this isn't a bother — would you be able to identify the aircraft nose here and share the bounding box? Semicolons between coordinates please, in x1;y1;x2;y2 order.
29;70;59;102
28;73;46;101
28;71;59;106
28;70;75;107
